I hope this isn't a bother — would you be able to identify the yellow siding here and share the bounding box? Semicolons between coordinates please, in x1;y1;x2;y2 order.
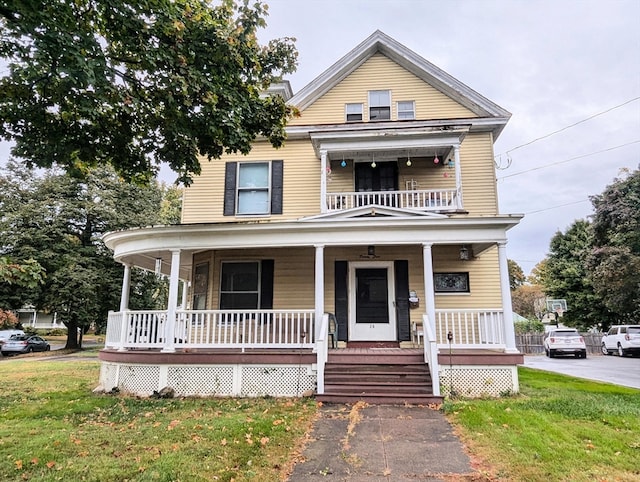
289;53;476;126
459;133;499;215
182;139;320;224
193;246;501;313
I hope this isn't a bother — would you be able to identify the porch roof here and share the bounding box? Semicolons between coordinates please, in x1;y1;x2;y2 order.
103;215;522;276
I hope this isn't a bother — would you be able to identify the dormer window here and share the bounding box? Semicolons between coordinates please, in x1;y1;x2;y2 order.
369;90;391;120
397;101;415;120
345;103;363;122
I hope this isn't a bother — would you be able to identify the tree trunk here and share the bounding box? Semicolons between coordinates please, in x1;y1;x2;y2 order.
65;315;81;349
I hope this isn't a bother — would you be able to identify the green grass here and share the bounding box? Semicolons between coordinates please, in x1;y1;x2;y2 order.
444;367;640;481
0;360;317;482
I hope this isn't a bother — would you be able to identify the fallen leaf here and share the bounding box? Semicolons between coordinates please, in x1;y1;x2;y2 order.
221;439;227;446
260;437;269;446
15;460;23;470
46;461;56;469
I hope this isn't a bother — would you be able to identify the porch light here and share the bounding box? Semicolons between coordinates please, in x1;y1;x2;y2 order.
341;159;347;168
459;246;470;261
155;257;162;275
371;153;376;168
406;154;412;167
368;245;376;257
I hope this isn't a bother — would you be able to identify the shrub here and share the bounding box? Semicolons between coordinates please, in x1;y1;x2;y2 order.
514;319;544;334
0;309;19;329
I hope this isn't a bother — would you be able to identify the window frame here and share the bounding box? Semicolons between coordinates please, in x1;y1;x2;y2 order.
219;261;261;310
397;100;415;120
368;90;391;121
433;272;470;294
345;103;363;122
236;161;271;216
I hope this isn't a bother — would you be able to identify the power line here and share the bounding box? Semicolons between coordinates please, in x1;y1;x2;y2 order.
497;140;640;180
524;199;591;215
495;96;640;160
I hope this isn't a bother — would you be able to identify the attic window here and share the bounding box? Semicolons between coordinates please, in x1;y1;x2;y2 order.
397;101;415;120
369;90;391;121
346;103;363;122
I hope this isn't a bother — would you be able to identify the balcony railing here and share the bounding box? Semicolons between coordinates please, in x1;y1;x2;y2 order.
326;188;460;212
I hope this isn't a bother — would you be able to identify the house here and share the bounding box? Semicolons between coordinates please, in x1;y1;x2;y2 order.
100;31;524;402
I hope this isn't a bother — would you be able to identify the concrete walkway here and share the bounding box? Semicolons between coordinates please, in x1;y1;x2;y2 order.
289;403;477;481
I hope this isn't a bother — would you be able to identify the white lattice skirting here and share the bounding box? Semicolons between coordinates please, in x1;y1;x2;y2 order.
438;365;519;398
99;362;317;398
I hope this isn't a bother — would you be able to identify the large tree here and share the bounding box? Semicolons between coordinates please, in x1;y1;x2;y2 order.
0;0;297;185
0;160;181;347
587;168;640;322
543;220;615;331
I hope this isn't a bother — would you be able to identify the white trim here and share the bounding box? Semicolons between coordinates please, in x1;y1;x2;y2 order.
348;261;396;341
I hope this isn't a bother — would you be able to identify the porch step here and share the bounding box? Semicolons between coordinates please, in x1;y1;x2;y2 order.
317;350;443;405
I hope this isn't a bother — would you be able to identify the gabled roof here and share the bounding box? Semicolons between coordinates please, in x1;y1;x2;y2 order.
289;30;511;120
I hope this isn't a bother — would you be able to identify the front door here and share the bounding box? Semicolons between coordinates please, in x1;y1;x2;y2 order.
349;262;396;341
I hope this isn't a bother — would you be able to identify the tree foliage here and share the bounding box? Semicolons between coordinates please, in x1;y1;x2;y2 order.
586;168;640;321
511;284;546;321
0;0;297;185
540;167;640;330
0;160;179;347
507;259;525;291
543;220;613;331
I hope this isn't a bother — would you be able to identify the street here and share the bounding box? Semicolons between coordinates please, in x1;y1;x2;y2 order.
523;354;640;390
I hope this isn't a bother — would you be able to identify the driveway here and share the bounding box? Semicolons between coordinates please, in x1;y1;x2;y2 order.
523;354;640;390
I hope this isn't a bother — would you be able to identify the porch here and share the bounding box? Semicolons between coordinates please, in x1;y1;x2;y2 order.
100;308;522;400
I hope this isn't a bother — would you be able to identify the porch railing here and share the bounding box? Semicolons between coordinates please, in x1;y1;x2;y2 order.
422;314;440;397
435;309;505;349
106;309;315;351
326;188;459;212
315;313;330;395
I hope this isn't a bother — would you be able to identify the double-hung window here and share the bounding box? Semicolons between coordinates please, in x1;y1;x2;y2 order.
219;260;274;310
369;90;391;121
224;161;283;216
397;101;415;120
237;162;270;215
220;261;260;309
345;103;363;122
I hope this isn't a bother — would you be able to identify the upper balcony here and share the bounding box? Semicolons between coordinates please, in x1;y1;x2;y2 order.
310;123;468;216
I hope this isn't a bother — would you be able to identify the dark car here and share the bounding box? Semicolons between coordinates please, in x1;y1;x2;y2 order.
0;335;50;356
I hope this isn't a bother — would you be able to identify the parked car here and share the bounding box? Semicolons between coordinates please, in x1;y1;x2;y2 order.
0;329;25;346
601;325;640;357
0;335;50;356
543;328;587;358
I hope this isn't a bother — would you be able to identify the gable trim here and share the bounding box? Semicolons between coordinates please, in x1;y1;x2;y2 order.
289;30;511;122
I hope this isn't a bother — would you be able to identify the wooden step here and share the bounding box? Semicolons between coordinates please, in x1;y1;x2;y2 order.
317;351;443;405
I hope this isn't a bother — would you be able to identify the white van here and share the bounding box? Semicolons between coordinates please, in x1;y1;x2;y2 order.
0;329;25;345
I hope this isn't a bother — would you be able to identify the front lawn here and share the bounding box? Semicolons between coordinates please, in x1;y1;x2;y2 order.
444;367;640;481
0;360;317;481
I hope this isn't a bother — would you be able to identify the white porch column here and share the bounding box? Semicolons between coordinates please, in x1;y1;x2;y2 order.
320;149;328;213
180;281;189;310
453;145;463;209
422;243;437;336
314;244;325;340
119;263;132;312
162;249;181;353
498;242;518;353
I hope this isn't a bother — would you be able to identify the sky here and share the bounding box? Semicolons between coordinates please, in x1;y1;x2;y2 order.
1;0;639;276
256;0;640;275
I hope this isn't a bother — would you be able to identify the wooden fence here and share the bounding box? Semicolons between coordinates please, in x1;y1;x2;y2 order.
516;333;603;355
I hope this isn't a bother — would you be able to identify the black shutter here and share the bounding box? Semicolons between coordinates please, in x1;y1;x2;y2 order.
271;160;283;215
334;261;348;341
260;259;274;309
394;260;410;341
223;162;237;216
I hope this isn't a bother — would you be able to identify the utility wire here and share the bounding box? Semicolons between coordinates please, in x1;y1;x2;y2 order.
497;140;640;180
495;96;640;158
524;199;591;215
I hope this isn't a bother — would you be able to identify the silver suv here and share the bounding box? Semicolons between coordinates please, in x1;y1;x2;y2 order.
601;325;640;357
543;328;587;358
